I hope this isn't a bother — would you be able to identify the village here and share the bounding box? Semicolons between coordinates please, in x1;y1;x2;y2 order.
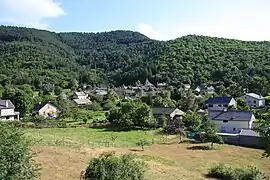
0;78;267;149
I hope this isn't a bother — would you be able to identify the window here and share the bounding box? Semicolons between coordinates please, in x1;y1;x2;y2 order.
253;100;256;104
6;116;10;120
218;104;222;107
224;105;228;107
233;128;236;131
208;104;213;107
223;120;228;123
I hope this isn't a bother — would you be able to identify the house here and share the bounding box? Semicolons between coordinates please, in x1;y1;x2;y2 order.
208;109;255;134
200;84;215;94
33;102;57;118
73;91;91;106
241;93;265;108
73;99;91;106
152;107;184;120
73;91;88;99
157;82;167;89
0;99;19;120
205;97;236;111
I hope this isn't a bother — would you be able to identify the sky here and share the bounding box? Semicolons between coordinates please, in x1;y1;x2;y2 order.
0;0;270;41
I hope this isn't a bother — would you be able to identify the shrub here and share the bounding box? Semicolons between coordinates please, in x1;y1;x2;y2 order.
0;122;39;179
102;100;116;111
88;102;102;111
208;164;269;180
83;152;147;180
136;139;151;151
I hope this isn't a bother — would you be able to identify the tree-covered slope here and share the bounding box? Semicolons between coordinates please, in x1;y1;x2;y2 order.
1;26;270;95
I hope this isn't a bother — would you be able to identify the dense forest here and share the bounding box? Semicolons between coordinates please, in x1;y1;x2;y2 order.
1;25;270;96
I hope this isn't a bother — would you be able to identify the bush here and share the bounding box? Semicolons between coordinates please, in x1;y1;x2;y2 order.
102;100;116;111
208;164;269;180
83;152;147;180
88;102;102;111
0;122;39;179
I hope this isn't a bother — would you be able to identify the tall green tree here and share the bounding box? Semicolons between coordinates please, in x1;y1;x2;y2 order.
254;119;270;157
201;120;223;149
0;122;39;179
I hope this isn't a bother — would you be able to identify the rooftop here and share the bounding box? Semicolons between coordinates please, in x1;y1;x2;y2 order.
240;129;260;137
152;107;184;115
74;91;86;96
0;100;15;109
205;97;233;104
208;109;253;121
245;93;265;100
34;102;57;111
73;99;91;105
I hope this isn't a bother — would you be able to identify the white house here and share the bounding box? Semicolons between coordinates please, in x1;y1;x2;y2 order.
205;97;237;111
73;91;88;99
241;93;265;108
208;109;255;134
73;91;91;106
33;102;58;118
0;99;19;120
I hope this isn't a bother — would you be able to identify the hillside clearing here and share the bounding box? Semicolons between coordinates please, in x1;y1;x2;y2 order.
33;143;270;180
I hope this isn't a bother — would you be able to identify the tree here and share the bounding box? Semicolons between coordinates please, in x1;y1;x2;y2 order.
107;101;156;128
175;126;186;143
83;152;147;180
237;98;250;110
183;112;203;132
56;95;73;118
102;99;116;111
69;79;79;90
254;119;270;157
0;122;39;179
54;86;63;96
136;139;151;151
106;89;119;102
201;120;223;149
159;115;167;129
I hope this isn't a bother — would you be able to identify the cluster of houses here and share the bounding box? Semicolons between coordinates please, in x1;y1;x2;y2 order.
0;78;266;148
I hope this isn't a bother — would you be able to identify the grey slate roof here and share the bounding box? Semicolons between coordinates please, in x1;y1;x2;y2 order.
240;129;260;137
0;100;15;109
73;99;91;105
205;97;233;104
74;91;86;96
245;93;265;100
208;110;253;121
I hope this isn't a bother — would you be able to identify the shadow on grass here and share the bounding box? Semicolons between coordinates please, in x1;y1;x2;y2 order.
129;148;143;152
186;145;212;150
89;123;153;132
180;139;202;144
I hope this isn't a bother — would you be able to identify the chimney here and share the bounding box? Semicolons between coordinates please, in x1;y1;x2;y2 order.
5;100;8;107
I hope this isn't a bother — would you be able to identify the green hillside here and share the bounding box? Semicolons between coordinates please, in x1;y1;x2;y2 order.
1;25;270;96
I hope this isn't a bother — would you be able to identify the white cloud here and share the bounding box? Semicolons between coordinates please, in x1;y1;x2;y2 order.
0;0;65;29
137;23;162;40
138;1;270;41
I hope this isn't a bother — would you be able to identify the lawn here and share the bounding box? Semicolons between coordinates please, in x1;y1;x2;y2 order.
25;126;270;179
25;126;164;148
32;143;270;180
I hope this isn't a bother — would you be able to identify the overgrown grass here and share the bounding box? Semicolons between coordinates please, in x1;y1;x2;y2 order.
24;126;161;148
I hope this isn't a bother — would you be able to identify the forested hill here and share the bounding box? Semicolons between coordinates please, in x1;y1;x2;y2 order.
1;26;270;96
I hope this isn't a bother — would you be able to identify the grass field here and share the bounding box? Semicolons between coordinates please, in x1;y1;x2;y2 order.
33;143;270;180
26;126;270;179
25;126;164;148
